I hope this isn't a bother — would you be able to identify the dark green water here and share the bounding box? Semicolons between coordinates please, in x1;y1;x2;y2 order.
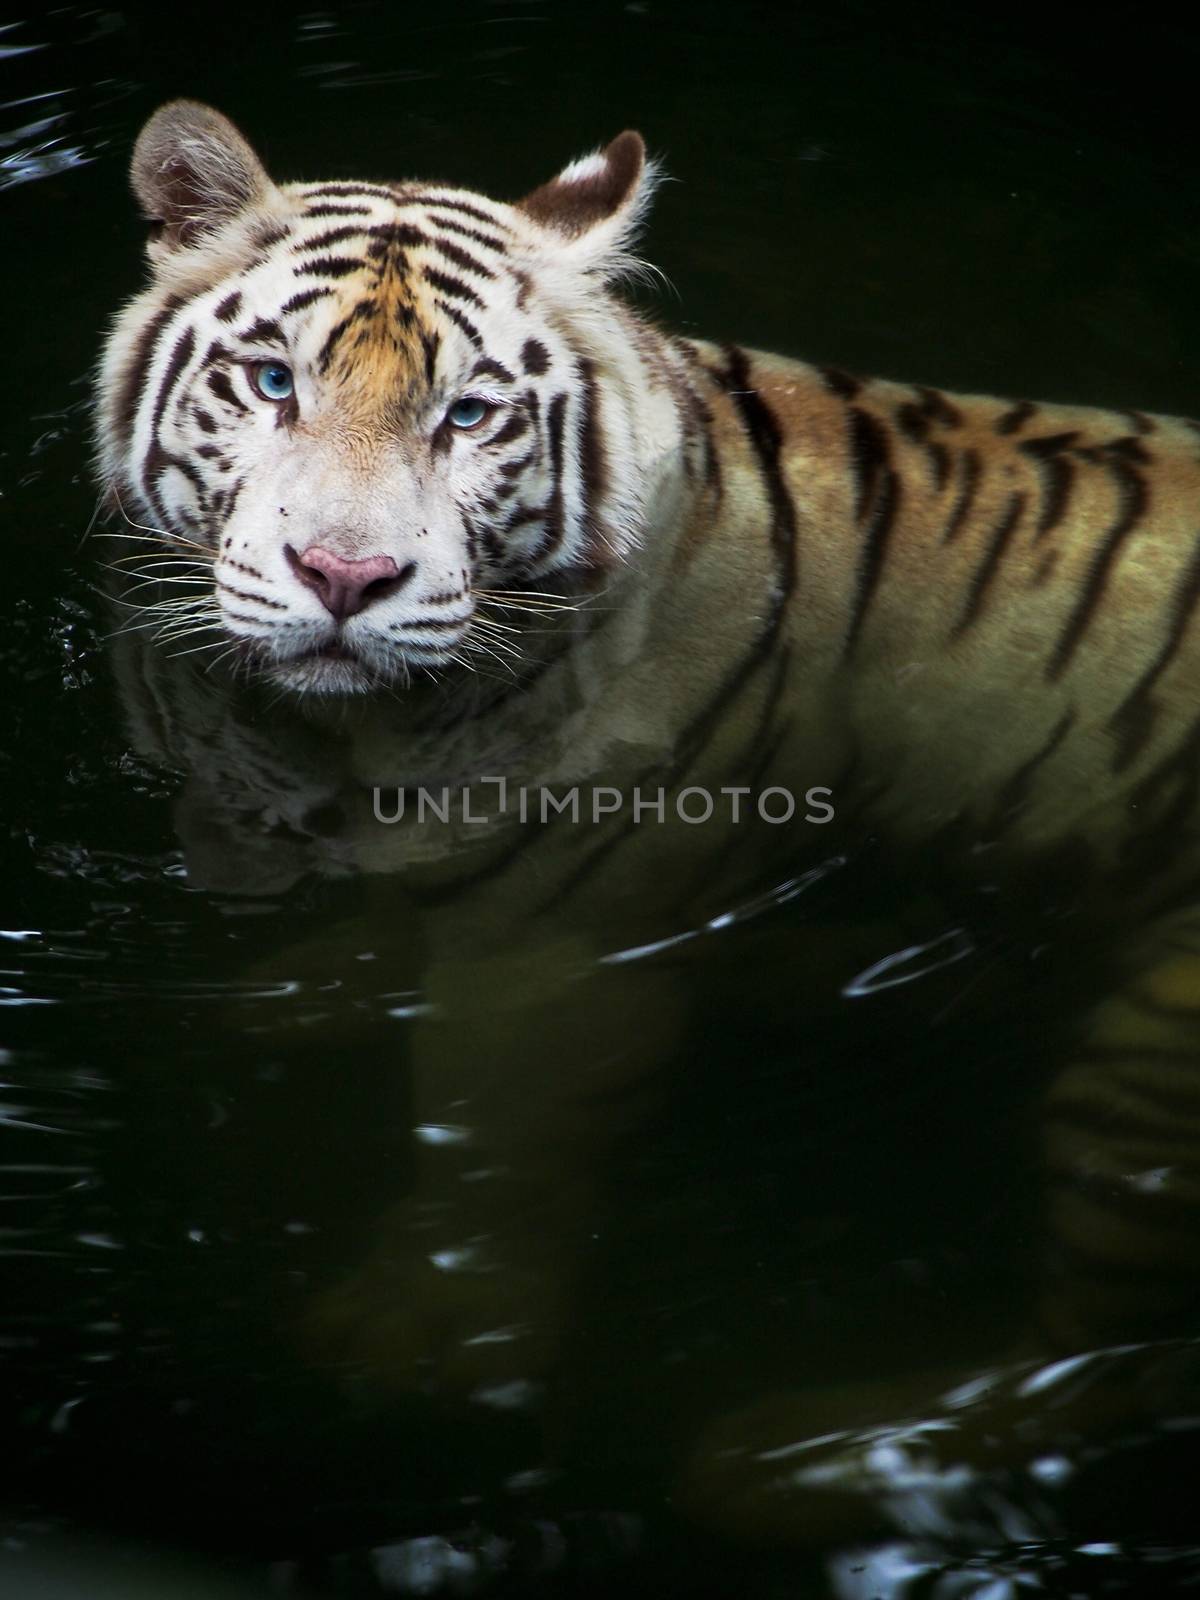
4;5;1200;1596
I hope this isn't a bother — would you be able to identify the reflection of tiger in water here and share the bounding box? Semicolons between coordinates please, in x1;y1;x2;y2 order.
96;101;1200;1542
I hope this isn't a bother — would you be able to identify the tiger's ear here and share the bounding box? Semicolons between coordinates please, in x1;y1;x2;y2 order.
131;100;279;252
515;132;658;278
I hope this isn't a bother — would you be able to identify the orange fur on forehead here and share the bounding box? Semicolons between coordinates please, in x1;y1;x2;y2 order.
318;247;440;422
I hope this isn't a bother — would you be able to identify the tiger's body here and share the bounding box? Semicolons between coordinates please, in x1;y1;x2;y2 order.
95;102;1200;1542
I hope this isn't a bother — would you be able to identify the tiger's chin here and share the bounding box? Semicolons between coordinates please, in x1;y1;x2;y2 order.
256;633;464;695
240;636;404;697
266;653;388;697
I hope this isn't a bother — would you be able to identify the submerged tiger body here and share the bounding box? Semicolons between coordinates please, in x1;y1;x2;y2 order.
95;102;1200;1542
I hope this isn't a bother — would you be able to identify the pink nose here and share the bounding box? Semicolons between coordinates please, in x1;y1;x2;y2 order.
285;544;413;621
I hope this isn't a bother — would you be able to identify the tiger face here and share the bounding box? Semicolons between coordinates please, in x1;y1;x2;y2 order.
96;103;681;694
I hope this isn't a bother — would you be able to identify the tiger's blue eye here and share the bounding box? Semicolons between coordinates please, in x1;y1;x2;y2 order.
447;396;489;430
252;361;294;402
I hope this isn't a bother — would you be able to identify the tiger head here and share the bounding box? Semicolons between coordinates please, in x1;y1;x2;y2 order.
96;102;683;694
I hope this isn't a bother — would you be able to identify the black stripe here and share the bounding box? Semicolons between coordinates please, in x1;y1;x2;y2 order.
137;443;171;529
403;195;509;228
952;491;1025;637
480;521;505;564
206;369;249;413
722;345;799;603
435;299;482;348
1019;433;1079;540
538;393;568;559
897;386;963;450
214;291;242;324
1108;531;1200;771
423;266;485;308
306;183;398;201
895;401;930;441
916;386;962;428
115;294;184;443
576;356;607;551
280;287;335;316
429;235;495;280
292;255;365;279
846;407;890;523
941;449;980;542
499;449;536;479
996;399;1037;435
471;357;515;383
149;445;207;509
425;213;508;253
192;406;217;435
461;512;479;562
844;468;901;658
1035;456;1075;540
819;365;860;400
1104;434;1152;466
365;220;428;252
1047;459;1150;680
521;339;550;376
304;203;373;218
252;221;290;251
1024;428;1081;454
504;504;545;534
237;317;285;347
392;615;466;633
224;556;266;580
295;225;365;252
216;580;288;610
420;327;439;388
485;413;529;449
316;311;359;375
150;326;196;444
697;396;723;503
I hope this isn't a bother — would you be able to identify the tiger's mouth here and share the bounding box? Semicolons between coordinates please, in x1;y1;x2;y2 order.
265;645;389;696
192;597;473;694
255;629;463;695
